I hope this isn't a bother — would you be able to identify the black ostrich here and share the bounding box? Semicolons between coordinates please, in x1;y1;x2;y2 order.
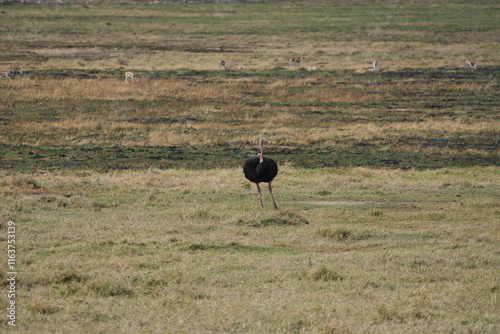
243;139;279;210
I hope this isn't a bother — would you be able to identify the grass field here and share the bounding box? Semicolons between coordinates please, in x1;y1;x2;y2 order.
0;0;499;333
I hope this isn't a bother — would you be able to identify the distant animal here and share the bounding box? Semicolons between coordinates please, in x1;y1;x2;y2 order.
243;139;279;210
464;60;476;70
372;60;379;71
219;60;226;70
289;56;304;66
239;65;246;70
0;71;11;80
6;65;22;77
124;71;139;82
308;66;318;71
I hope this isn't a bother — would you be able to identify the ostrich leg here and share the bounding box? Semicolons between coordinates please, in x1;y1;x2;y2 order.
256;183;264;208
268;182;279;210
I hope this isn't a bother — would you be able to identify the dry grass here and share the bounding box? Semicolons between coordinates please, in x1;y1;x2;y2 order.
5;0;499;74
1;167;499;333
2;76;498;152
0;1;499;332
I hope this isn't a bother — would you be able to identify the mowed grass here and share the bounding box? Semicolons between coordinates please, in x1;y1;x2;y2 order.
0;167;499;333
0;0;499;333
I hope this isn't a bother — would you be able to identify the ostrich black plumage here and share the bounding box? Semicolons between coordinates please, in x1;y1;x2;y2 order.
243;139;279;210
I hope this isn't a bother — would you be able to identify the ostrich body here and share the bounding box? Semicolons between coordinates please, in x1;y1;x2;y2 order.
243;139;279;210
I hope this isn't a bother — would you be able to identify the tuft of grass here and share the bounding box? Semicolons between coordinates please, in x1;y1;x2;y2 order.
183;242;279;253
319;322;352;334
371;209;384;217
28;297;63;315
89;281;134;298
237;211;310;227
375;305;406;323
318;228;374;241
310;265;344;282
317;189;332;196
318;228;352;241
10;176;41;189
54;269;85;284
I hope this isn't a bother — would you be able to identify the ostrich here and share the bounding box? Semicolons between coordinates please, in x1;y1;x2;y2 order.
243;139;279;210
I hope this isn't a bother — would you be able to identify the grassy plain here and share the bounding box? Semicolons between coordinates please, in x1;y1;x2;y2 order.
0;0;499;333
1;167;499;333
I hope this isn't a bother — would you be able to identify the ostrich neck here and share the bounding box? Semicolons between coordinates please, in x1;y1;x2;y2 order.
259;141;264;163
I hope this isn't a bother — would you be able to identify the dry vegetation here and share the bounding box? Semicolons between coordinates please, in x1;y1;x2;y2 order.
0;167;499;333
0;0;499;333
1;75;498;153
